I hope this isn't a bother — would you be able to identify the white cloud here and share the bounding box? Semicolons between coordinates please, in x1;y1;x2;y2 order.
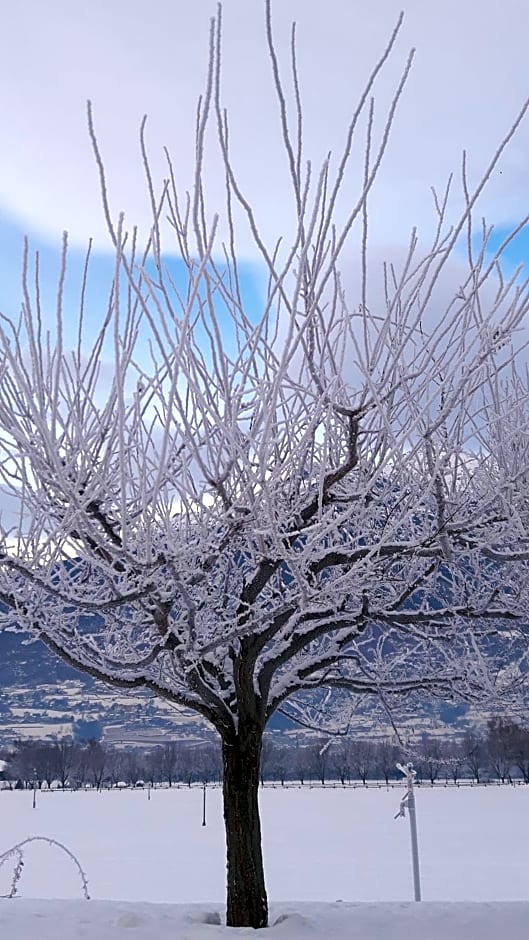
1;0;529;258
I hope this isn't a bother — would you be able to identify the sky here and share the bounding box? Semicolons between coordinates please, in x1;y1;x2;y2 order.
0;0;529;308
0;0;527;537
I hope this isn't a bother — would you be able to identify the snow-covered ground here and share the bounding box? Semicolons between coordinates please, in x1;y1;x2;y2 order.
1;784;529;937
3;899;529;940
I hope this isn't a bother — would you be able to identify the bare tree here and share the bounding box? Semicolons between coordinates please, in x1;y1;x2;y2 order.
419;735;444;785
122;749;145;787
374;738;401;785
485;717;516;783
444;739;465;785
1;2;529;928
351;739;374;785
265;742;292;785
304;739;330;786
83;739;107;790
508;721;529;782
195;741;222;783
104;750;128;788
330;741;352;786
293;745;313;786
50;737;76;788
463;732;486;784
9;740;45;788
152;741;181;787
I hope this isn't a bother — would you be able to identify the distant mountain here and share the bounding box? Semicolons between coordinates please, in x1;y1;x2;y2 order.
0;625;495;749
0;629;83;686
0;629;212;748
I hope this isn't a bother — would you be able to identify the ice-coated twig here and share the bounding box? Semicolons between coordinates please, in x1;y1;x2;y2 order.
0;836;90;900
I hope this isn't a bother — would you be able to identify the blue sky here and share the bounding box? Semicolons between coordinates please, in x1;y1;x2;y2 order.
479;225;529;275
0;208;265;357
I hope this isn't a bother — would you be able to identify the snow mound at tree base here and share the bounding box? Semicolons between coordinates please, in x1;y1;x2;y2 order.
2;899;529;939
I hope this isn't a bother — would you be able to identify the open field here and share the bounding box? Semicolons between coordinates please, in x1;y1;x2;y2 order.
2;785;529;938
1;784;529;903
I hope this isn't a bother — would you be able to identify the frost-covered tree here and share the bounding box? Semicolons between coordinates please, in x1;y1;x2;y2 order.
2;2;529;928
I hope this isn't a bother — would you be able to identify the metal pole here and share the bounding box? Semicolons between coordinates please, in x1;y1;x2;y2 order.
406;772;421;901
395;762;421;902
202;783;207;827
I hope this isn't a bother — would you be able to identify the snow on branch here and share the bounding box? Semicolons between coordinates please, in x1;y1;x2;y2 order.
0;836;90;900
0;2;528;737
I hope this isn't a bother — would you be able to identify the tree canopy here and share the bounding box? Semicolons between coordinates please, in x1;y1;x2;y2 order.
1;2;529;927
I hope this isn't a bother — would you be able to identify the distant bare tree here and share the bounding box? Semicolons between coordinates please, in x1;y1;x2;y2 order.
463;732;486;784
259;736;275;785
84;740;107;789
2;1;529;928
153;741;180;787
331;741;352;785
51;738;76;788
508;722;529;782
41;744;59;788
264;743;291;785
9;740;41;788
293;745;313;786
374;739;400;785
104;750;127;787
352;739;374;785
307;740;331;786
194;741;222;783
123;750;145;786
444;739;465;784
485;718;515;783
420;735;444;785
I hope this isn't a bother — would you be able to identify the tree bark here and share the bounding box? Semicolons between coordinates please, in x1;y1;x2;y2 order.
222;728;268;928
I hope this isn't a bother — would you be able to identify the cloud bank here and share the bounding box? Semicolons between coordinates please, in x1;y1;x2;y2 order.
0;0;528;258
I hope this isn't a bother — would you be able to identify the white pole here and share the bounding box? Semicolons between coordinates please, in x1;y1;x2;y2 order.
406;772;421;901
395;762;421;902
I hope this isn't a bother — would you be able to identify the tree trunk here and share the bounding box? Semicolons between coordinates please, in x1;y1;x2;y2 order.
222;729;267;928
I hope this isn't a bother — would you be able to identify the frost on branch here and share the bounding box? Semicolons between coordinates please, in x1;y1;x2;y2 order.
0;836;90;900
1;1;529;928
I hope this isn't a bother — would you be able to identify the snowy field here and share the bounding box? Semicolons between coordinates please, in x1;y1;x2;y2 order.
1;784;529;938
